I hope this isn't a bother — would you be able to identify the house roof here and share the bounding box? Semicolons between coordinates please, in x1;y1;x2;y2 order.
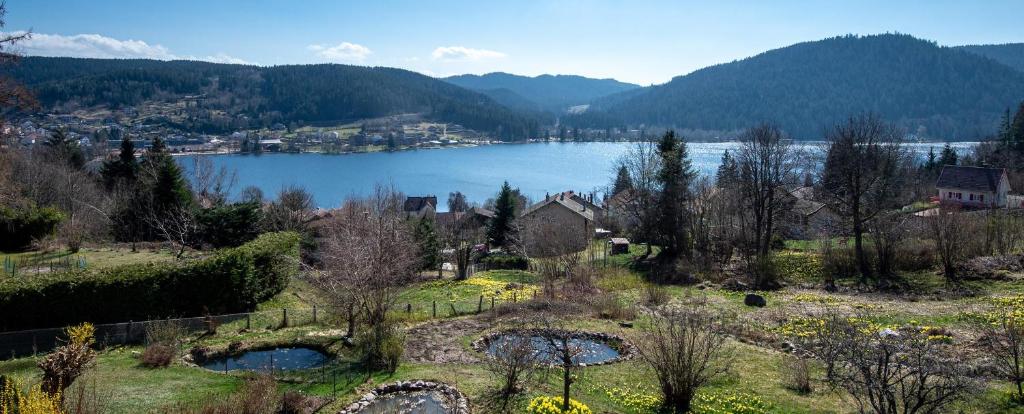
403;196;437;212
468;206;495;218
936;166;1007;192
792;198;826;216
522;193;595;221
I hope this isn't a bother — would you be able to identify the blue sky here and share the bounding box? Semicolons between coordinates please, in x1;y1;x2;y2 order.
6;0;1023;85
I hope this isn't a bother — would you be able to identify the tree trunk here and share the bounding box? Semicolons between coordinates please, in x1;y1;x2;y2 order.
345;304;356;338
562;365;571;411
853;217;870;283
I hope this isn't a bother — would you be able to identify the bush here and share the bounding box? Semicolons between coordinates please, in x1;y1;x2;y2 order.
480;253;529;270
592;292;635;320
643;283;669;306
141;343;177;368
893;239;936;272
782;355;813;394
0;202;64;251
526;396;592;414
194;202;263;249
0;232;301;330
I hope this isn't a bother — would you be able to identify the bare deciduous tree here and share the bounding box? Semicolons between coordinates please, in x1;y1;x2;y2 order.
813;315;973;414
869;212;909;282
146;205;197;258
635;297;732;413
818;114;907;283
190;156;237;207
927;204;973;282
612;141;661;257
734;123;798;287
983;312;1024;403
314;185;420;369
484;329;538;401
438;213;483;280
521;219;591;298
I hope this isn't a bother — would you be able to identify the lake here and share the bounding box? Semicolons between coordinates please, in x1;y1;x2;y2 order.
178;141;977;211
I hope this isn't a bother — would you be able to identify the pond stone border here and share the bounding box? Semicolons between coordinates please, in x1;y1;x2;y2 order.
471;328;636;367
337;380;470;414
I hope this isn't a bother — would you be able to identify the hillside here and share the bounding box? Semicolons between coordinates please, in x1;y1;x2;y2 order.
956;43;1024;73
444;72;639;112
3;57;546;140
582;34;1024;139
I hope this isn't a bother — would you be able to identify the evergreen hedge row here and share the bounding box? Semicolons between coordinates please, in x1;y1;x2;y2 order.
0;232;301;331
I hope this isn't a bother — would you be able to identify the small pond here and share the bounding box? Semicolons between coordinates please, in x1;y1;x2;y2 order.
358;390;451;414
201;346;330;372
485;334;620;365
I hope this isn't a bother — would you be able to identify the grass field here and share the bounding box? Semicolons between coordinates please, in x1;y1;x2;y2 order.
2;242;1023;413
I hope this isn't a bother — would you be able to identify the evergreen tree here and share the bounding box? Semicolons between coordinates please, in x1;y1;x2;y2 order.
145;137;193;214
43;129;85;169
923;147;938;173
1012;101;1024;153
486;181;518;249
413;217;440;270
100;136;138;189
655;131;695;259
938;143;958;167
613;165;633;195
715;149;739;189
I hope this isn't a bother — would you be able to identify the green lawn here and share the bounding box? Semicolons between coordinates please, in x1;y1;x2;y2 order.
1;246;180;276
3;242;1024;413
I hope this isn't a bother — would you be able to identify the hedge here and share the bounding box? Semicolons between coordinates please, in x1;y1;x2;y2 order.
0;232;301;331
479;253;529;270
0;203;64;251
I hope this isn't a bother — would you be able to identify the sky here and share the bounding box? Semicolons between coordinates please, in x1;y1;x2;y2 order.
5;0;1024;85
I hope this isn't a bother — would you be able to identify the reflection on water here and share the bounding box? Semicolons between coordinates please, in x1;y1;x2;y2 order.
200;346;329;372
359;390;451;414
486;334;620;365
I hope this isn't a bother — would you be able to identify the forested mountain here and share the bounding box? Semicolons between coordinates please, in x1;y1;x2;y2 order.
3;57;546;140
956;43;1024;73
580;34;1024;139
444;72;640;112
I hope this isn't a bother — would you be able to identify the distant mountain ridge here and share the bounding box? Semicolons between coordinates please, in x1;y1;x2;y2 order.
578;34;1024;139
444;72;640;112
3;57;547;140
956;43;1024;73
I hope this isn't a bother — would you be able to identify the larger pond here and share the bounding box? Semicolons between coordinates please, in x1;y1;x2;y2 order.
179;141;977;211
485;334;621;365
200;346;330;372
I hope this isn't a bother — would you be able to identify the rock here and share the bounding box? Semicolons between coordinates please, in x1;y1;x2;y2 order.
618;321;633;328
744;293;766;307
722;278;749;292
346;403;360;411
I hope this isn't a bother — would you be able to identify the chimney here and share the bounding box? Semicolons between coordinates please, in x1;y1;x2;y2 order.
560;193;564;201
545;192;550;201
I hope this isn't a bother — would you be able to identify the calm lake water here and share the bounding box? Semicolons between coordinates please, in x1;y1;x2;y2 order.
178;141;977;211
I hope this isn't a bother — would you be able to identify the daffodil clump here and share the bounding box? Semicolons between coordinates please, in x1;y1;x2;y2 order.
419;272;539;303
772;251;823;281
597;384;661;413
526;396;592;414
692;391;772;414
956;295;1024;326
790;293;841;304
0;379;63;414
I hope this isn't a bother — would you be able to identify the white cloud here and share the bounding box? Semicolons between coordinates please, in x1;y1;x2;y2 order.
307;42;372;63
431;46;506;61
10;31;254;64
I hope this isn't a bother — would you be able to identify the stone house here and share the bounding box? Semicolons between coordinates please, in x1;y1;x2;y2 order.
520;192;595;256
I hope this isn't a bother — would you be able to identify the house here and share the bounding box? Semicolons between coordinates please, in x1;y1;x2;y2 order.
404;196;437;219
936;165;1011;208
555;190;603;216
609;238;630;255
436;207;494;231
520;192;595;256
782;186;839;239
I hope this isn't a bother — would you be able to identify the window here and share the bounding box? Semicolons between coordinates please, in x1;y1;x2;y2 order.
957;193;962;200
980;194;985;202
970;194;974;201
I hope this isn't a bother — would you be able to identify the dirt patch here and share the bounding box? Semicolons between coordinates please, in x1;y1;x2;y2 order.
404;317;490;364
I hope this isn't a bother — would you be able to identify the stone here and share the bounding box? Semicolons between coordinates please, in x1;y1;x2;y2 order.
744;293;766;307
618;321;633;328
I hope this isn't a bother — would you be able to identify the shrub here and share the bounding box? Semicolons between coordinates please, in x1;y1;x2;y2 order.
0;232;301;330
643;283;670;306
893;239;936;272
782;355;813;394
1;378;64;414
480;253;529;270
173;374;279;414
39;323;96;397
194;202;263;249
526;396;592;414
592;292;635;320
0;203;64;251
141;344;177;368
